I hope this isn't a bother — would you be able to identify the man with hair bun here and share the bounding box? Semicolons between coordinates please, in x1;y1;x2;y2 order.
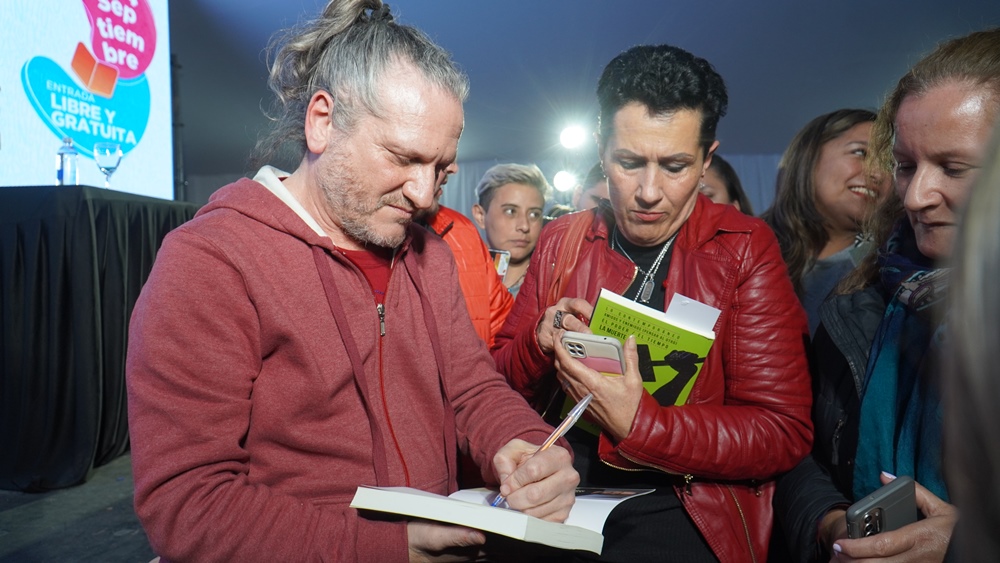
125;1;578;561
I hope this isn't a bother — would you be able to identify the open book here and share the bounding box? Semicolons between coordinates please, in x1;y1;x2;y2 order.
350;486;653;554
563;289;721;433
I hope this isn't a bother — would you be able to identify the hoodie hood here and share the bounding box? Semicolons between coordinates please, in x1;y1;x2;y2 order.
198;176;335;248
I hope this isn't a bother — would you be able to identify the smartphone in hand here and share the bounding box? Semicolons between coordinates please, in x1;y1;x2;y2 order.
846;475;918;538
560;331;625;376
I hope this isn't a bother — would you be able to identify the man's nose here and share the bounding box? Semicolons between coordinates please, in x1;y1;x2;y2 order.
404;166;438;210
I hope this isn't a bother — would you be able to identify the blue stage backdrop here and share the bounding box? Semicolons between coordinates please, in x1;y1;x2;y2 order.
0;0;173;200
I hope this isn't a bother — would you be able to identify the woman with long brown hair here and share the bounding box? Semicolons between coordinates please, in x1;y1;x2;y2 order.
761;108;886;336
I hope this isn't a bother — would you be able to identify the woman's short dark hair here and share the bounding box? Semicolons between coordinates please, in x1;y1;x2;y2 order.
596;44;728;156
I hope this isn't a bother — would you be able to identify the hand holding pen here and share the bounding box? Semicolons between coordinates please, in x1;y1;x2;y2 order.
490;393;592;508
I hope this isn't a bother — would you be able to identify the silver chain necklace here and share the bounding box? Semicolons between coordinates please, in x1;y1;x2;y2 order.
612;228;675;304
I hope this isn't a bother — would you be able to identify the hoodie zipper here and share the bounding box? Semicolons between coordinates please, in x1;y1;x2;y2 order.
375;270;410;485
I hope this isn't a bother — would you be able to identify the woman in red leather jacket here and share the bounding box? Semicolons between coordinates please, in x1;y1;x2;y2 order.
492;44;814;563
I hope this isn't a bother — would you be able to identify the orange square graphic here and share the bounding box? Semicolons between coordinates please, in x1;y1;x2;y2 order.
70;42;118;98
90;62;118;97
70;42;95;83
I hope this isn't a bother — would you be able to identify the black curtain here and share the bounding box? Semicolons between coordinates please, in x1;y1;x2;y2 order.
0;186;199;491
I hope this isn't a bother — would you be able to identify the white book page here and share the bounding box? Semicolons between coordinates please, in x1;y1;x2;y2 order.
448;487;653;534
665;293;721;338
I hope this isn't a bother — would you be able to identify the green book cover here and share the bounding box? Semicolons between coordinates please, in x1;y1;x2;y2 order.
561;289;719;434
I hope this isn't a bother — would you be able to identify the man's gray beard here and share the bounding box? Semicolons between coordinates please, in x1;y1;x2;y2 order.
321;177;411;248
316;145;412;249
340;212;408;249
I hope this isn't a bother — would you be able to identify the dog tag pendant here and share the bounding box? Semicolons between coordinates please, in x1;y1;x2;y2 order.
638;278;654;303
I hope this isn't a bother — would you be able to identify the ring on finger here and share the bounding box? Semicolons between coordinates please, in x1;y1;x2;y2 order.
553;310;565;329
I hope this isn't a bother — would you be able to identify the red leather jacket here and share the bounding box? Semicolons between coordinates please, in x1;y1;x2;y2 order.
493;196;813;563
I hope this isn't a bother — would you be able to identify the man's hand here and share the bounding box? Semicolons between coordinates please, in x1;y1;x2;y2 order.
535;297;593;354
492;439;579;522
554;335;644;442
407;520;485;563
831;473;957;562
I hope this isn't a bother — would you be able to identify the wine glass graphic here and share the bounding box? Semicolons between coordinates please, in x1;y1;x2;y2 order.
93;142;123;188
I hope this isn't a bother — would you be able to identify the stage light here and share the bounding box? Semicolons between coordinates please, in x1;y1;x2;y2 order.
553;170;578;192
559;126;587;149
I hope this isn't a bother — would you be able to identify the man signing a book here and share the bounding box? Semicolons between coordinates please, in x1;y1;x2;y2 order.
491;44;813;563
125;1;578;561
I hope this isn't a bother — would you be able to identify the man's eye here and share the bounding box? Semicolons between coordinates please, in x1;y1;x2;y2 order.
618;159;642;170
437;167;451;185
528;211;543;220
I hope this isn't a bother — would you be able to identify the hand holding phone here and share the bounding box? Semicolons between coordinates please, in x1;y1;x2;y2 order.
846;475;918;538
560;331;625;376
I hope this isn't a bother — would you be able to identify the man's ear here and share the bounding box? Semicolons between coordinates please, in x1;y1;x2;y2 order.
304;90;336;155
471;204;487;229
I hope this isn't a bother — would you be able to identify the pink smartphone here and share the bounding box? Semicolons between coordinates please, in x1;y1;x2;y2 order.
561;331;625;376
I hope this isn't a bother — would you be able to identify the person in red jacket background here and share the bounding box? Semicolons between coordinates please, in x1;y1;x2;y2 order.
418;186;513;348
492;43;813;563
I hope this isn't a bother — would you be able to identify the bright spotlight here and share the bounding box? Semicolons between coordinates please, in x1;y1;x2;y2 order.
553;170;578;192
559;126;587;149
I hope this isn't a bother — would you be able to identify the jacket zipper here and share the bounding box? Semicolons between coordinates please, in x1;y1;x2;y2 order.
613;449;761;558
830;418;845;465
607;451;695;494
726;484;757;563
377;303;386;336
615;448;763;556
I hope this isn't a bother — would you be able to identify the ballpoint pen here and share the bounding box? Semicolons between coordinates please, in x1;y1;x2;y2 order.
490;393;593;508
